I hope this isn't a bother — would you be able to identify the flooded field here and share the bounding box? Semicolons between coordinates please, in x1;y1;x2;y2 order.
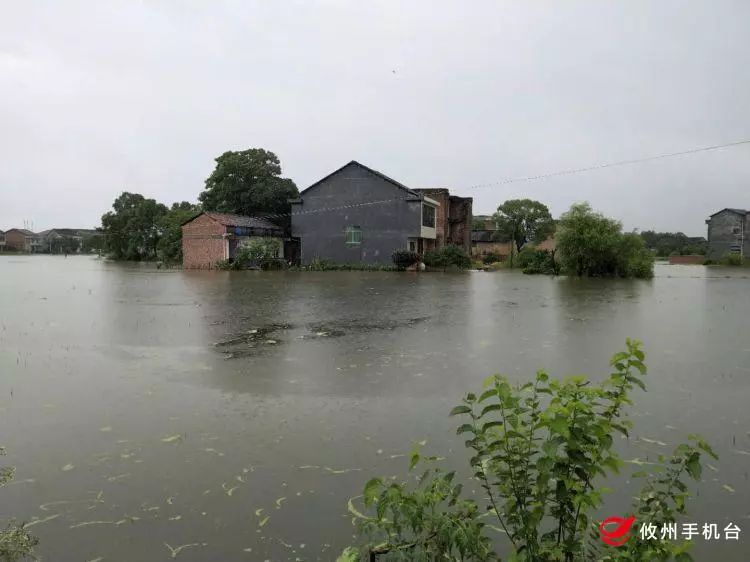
1;255;749;561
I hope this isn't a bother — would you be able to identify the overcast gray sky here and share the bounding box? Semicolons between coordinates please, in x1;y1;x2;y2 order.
2;0;749;236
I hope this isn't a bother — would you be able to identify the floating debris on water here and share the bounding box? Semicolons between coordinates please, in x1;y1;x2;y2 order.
61;463;75;472
638;437;667;447
99;426;112;432
161;434;183;444
24;514;60;528
164;542;207;559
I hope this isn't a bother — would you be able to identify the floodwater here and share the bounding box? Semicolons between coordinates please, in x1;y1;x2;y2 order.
1;255;748;561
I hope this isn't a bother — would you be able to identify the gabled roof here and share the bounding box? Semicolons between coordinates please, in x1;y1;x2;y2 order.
6;228;37;236
709;208;748;217
299;160;422;199
182;211;283;232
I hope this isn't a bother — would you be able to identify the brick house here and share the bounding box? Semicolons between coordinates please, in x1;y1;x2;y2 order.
412;188;472;254
290;161;473;264
705;208;748;260
4;228;42;253
181;212;285;269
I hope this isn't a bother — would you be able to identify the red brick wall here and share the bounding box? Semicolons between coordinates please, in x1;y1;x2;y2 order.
182;214;228;269
668;255;705;265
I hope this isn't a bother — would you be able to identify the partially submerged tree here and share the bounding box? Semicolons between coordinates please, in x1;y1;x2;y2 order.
340;340;715;561
556;203;654;278
157;202;201;263
101;192;168;260
198;149;298;221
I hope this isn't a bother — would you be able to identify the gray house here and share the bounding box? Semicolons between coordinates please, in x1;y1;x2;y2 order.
290;161;442;265
705;208;748;260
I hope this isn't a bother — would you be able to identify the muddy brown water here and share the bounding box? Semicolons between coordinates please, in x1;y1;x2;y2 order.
0;256;748;560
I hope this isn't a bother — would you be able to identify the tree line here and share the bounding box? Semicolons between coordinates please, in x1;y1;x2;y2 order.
100;148;299;262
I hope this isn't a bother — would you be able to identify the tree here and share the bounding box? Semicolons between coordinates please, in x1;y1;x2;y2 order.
340;340;716;562
157;202;201;263
640;231;707;257
198;149;298;222
493;199;554;267
101;192;168;260
556;203;654;278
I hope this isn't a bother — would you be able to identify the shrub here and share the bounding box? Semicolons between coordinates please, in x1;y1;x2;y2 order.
1;448;38;560
521;249;559;275
482;252;502;265
234;238;282;268
391;250;421;270
423;246;472;270
720;253;744;266
341;340;716;561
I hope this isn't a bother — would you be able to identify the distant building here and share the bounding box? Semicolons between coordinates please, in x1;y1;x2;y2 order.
181;212;285;269
38;228;100;253
705;208;748;260
0;229;5;251
290;161;472;265
4;228;42;253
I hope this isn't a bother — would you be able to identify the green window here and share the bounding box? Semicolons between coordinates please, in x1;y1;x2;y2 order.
345;226;362;245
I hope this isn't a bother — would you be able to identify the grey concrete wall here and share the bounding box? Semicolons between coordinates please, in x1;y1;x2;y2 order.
291;163;422;264
706;211;750;259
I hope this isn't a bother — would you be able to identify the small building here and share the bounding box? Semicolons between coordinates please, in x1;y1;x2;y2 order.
0;229;5;251
471;231;513;259
705;208;748;260
291;160;472;264
4;228;42;253
181;212;285;269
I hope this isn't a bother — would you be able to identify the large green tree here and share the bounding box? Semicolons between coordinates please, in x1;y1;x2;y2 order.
556;202;654;278
198;149;298;219
157;202;201;263
493;199;554;250
492;199;554;266
101;192;168;260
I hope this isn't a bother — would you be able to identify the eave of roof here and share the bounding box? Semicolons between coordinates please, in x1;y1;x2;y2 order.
709;207;748;217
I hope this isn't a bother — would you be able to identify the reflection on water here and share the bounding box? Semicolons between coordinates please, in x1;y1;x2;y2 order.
0;256;748;560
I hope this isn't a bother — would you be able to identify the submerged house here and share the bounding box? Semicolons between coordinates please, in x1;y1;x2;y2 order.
4;228;42;253
181;212;284;269
705;208;748;260
290;161;472;265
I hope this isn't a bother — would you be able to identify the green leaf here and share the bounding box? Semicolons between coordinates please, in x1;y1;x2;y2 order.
450;405;472;416
456;424;474;435
478;389;496;403
363;478;382;507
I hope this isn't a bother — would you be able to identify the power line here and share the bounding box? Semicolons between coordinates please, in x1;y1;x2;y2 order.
464;138;750;190
256;138;750;221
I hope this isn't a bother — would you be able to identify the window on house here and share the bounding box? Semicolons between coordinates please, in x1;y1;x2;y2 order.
345;226;362;245
409;240;416;252
422;204;435;228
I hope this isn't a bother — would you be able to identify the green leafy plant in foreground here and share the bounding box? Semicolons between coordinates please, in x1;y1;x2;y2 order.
0;448;37;561
340;340;716;561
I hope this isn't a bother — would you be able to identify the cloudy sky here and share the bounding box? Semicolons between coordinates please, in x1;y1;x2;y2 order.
2;0;749;235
